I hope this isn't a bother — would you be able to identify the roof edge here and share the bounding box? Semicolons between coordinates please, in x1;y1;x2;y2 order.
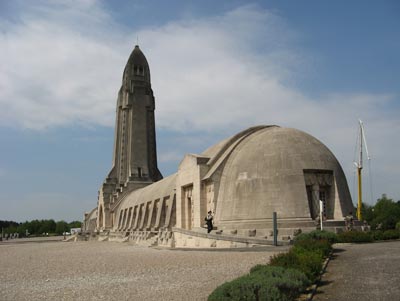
202;125;279;180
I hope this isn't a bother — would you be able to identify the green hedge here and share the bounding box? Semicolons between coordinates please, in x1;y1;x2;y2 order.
209;231;335;300
269;247;323;282
373;229;400;240
382;229;400;240
208;266;310;301
296;229;400;244
294;230;338;244
337;231;373;243
331;229;400;243
210;228;400;300
292;238;332;257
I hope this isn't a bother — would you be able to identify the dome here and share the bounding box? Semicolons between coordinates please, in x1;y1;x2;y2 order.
214;126;353;229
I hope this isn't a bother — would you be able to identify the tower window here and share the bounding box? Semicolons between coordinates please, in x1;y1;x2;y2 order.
138;167;142;178
133;65;144;76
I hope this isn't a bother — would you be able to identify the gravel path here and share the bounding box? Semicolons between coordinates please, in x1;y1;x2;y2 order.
0;240;285;301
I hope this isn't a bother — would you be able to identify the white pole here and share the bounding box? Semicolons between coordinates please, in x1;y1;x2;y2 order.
319;200;323;231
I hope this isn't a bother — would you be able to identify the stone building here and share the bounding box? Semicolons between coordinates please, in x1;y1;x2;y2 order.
83;45;354;247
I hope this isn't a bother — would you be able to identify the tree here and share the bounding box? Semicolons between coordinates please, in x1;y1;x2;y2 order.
368;194;400;230
55;220;69;235
360;202;374;223
0;220;19;229
38;219;56;234
69;221;82;228
28;219;41;235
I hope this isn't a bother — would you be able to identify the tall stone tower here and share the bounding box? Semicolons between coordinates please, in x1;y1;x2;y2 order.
110;45;162;186
97;45;162;231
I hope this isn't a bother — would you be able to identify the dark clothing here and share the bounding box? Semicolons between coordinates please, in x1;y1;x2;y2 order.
205;214;213;233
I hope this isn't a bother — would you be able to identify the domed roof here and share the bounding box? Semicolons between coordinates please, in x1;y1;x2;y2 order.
215;126;353;224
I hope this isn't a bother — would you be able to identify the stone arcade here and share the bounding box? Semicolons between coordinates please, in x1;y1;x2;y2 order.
82;45;355;248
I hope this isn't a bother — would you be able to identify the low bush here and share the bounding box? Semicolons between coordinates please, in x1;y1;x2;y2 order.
337;231;373;243
336;229;399;243
294;230;338;244
371;230;384;241
209;266;310;301
209;230;336;300
269;249;323;282
292;238;332;257
382;229;400;240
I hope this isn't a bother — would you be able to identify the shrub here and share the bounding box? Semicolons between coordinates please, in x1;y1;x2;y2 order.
269;249;323;282
293;238;332;257
209;231;335;300
209;266;310;301
369;230;399;241
382;229;400;240
294;230;338;244
371;230;384;241
337;231;373;243
208;274;262;301
250;265;310;299
249;265;309;283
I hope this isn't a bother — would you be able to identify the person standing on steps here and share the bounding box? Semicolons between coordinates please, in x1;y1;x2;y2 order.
205;211;213;233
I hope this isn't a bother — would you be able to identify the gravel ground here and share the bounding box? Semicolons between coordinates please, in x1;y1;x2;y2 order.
0;240;285;301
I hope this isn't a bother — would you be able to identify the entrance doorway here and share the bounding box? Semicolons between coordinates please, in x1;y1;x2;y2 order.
304;170;333;220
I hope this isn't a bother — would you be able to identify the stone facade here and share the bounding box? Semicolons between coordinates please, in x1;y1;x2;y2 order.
83;46;355;247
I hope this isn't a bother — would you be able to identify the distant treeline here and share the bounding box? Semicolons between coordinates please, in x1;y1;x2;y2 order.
0;219;82;236
0;220;19;229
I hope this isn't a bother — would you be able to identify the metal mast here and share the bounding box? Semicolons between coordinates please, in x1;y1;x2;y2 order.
355;120;370;220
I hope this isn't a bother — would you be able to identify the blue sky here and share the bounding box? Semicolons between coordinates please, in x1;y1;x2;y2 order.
0;0;399;222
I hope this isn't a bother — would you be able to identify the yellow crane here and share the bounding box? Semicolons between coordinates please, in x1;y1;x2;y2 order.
354;120;370;220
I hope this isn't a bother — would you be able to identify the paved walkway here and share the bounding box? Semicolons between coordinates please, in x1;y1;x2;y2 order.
314;240;400;301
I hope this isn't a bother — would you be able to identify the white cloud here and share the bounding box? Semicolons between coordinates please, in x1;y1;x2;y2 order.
0;1;398;201
139;7;399;204
0;0;125;129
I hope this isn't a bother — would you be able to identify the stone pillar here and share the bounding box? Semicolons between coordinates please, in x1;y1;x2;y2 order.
312;184;320;219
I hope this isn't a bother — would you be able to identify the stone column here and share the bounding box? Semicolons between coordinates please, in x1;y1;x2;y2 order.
312;184;320;219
